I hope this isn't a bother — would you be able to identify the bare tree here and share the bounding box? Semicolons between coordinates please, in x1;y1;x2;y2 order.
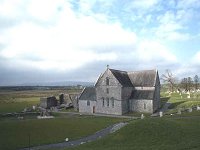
194;75;199;90
161;69;176;92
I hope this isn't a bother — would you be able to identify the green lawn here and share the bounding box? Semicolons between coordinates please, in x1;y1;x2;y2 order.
0;98;39;113
0;116;125;150
0;89;81;113
66;117;200;150
161;92;200;111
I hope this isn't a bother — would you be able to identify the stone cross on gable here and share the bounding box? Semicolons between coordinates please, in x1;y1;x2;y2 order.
107;64;109;69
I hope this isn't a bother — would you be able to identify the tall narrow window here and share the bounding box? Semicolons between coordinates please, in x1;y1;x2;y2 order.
87;100;90;106
106;77;109;86
106;98;109;107
106;88;109;94
144;103;146;109
111;97;114;108
102;98;104;107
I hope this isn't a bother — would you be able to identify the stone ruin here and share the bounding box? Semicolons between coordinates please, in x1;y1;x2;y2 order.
40;96;57;109
59;93;79;111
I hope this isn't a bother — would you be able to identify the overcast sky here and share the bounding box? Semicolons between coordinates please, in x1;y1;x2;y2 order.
0;0;200;85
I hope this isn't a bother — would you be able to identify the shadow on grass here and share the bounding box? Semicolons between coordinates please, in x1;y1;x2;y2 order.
161;97;170;103
160;97;170;108
168;101;186;109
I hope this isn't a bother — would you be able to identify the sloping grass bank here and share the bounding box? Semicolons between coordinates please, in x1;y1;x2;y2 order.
0;116;125;150
67;117;200;150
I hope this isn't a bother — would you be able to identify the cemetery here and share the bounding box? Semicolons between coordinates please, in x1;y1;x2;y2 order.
0;85;200;150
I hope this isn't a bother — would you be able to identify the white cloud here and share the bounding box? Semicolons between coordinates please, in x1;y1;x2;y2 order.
192;51;200;65
0;1;136;71
135;40;177;64
155;10;192;41
130;0;159;9
177;0;200;9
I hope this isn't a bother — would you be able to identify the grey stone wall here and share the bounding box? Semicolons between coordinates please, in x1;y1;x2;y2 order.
96;99;122;115
129;99;153;113
96;69;123;115
121;99;129;114
40;98;47;108
79;100;96;113
153;75;160;112
122;87;133;100
40;96;57;109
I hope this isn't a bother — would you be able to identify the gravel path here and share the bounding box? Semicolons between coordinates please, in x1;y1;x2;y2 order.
20;122;128;150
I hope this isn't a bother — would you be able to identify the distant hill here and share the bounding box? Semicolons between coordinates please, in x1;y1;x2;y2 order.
1;81;94;87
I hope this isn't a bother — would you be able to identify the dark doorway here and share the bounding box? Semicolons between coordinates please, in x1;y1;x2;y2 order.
93;106;95;113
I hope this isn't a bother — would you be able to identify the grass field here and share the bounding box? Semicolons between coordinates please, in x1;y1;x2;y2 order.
0;89;81;113
0;115;126;150
1;88;200;150
161;92;200;112
65;117;200;150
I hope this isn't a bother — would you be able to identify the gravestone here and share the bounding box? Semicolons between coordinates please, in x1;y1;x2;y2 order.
159;111;163;117
141;114;145;119
177;109;181;115
188;108;192;112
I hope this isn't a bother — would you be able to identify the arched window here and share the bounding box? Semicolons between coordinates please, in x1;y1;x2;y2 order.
87;100;90;106
106;77;109;86
111;97;114;108
106;98;109;107
102;97;105;107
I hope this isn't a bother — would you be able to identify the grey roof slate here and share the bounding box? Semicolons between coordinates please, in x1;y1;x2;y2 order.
109;69;133;87
130;90;154;100
79;87;96;101
128;70;156;87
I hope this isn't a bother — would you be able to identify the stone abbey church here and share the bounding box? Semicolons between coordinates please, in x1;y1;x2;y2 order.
79;66;160;115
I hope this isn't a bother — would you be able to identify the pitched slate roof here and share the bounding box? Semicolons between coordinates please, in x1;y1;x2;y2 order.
79;87;96;101
130;90;154;100
128;70;157;87
109;69;133;87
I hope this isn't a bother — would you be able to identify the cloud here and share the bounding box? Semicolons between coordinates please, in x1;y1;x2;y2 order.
0;0;199;85
130;0;159;9
177;0;200;9
0;0;136;72
154;10;191;41
136;40;177;63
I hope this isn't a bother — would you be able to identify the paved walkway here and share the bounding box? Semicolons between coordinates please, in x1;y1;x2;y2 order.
20;122;128;150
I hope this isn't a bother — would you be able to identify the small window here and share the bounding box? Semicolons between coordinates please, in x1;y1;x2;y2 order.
106;77;109;86
106;98;109;107
87;100;90;106
111;97;114;108
144;103;146;109
102;98;104;107
106;88;109;94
